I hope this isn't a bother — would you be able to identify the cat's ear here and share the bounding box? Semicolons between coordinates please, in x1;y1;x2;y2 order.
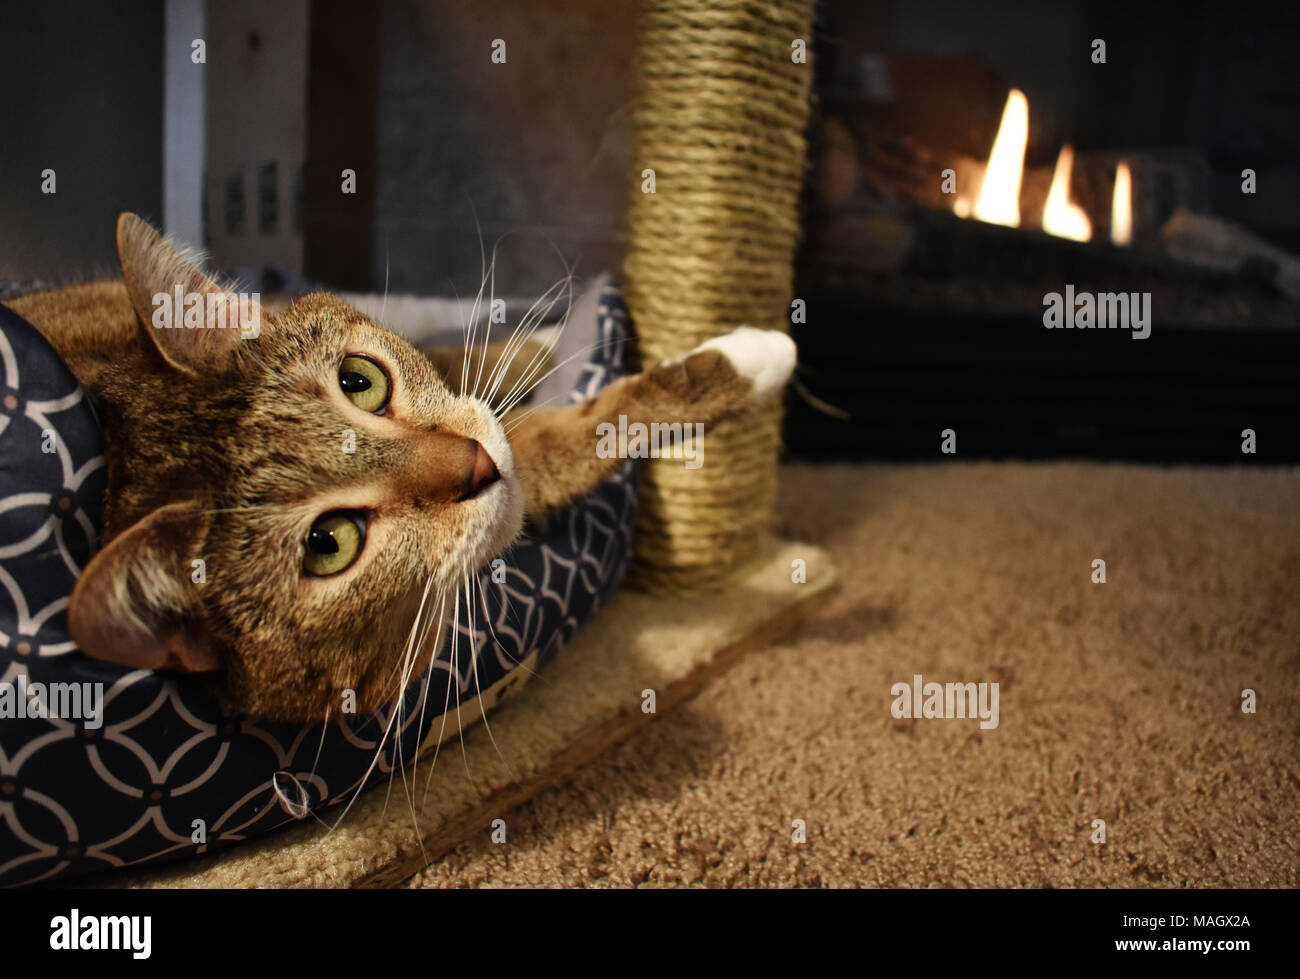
116;212;266;375
69;501;221;673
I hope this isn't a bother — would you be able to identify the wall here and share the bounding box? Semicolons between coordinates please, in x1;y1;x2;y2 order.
370;0;638;300
0;1;162;284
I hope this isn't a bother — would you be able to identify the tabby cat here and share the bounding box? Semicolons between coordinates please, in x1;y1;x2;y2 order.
8;214;795;724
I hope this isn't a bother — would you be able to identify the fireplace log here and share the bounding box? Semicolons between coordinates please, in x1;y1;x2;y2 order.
845;121;1210;244
1162;208;1300;302
800;207;1299;333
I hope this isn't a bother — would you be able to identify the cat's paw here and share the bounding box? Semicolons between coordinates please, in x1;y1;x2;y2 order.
694;326;796;401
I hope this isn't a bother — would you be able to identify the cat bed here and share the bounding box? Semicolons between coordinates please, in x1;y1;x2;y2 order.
0;279;637;886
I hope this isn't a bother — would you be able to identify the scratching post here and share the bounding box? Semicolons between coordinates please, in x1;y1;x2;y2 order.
624;0;817;592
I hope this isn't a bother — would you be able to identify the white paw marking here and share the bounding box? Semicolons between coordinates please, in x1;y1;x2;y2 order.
695;326;796;401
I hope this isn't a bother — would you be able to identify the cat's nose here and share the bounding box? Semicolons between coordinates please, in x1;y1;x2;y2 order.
465;440;500;499
403;432;501;504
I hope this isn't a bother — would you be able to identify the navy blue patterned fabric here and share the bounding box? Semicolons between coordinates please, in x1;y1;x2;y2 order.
0;284;636;885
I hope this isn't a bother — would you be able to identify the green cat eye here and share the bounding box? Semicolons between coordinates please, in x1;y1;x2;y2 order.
339;356;390;413
303;512;366;576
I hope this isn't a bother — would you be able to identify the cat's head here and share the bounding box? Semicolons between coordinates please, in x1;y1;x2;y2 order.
67;213;524;722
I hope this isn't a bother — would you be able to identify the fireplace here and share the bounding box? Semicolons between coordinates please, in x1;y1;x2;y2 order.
788;0;1300;464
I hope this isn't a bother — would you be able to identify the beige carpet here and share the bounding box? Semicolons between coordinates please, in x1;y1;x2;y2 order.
407;461;1300;888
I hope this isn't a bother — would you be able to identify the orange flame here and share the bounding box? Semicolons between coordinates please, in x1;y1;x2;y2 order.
955;90;1113;243
1111;162;1132;246
971;89;1029;227
1042;145;1091;242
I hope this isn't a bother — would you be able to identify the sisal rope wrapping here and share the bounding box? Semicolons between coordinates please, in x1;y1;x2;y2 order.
624;0;815;592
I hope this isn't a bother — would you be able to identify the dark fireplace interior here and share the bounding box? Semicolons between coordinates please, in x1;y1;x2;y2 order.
789;0;1300;463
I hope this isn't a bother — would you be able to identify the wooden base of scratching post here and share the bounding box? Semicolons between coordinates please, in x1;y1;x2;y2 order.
100;541;836;889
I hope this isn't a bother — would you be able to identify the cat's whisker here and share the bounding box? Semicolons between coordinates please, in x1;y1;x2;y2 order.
322;571;440;837
455;569;477;782
502;402;548;436
422;572;464;800
460;205;490;396
496;340;592;416
279;704;339;832
464;224;519;400
461;258;494;397
407;585;449;817
480;272;574;409
423;567;474;799
470;229;574;405
321;690;404;835
391;696;430;861
480;275;568;399
393;571;455;832
470;249;500;401
400;577;438;690
146;504;280;520
467;572;512;772
305;703;331;785
495;333;626;419
480;302;556;411
485;309;562;413
379;249;390;330
381;570;436;692
496;330;626;415
383;575;439;824
502;379;599;433
484;269;576;406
